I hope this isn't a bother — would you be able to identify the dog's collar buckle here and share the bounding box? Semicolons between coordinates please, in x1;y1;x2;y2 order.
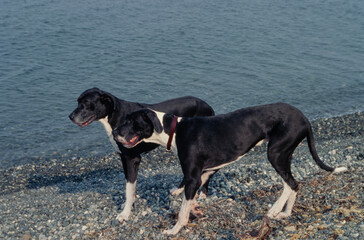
166;116;178;151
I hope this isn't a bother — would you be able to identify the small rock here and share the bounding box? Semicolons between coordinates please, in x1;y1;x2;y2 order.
141;211;148;216
284;225;297;232
38;234;47;240
72;234;80;239
351;233;359;238
360;224;364;231
329;150;337;155
21;234;31;240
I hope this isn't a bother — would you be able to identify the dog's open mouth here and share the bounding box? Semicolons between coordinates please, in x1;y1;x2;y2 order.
78;115;96;127
122;136;139;148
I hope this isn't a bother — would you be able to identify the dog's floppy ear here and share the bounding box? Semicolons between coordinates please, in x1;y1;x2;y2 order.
144;109;163;133
100;90;117;110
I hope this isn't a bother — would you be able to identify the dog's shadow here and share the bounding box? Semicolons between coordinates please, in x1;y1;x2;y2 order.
26;168;180;208
25;164;272;215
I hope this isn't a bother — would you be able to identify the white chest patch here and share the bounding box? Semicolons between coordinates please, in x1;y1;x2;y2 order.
99;117;120;152
142;110;181;153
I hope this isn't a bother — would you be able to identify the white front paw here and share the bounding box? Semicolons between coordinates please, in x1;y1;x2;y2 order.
162;222;186;235
163;228;178;235
116;210;130;222
273;212;290;220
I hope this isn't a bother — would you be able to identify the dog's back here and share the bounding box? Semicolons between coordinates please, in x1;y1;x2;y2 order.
149;96;215;117
174;103;306;168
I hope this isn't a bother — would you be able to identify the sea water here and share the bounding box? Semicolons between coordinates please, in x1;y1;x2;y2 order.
0;0;363;168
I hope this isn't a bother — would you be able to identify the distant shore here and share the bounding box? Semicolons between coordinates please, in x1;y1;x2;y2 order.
0;112;363;239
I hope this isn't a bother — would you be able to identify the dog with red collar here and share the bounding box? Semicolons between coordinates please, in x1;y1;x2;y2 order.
112;103;347;235
69;88;215;223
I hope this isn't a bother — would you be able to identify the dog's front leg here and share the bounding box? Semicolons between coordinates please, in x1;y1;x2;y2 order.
164;176;201;235
163;195;194;235
117;154;141;222
117;181;136;221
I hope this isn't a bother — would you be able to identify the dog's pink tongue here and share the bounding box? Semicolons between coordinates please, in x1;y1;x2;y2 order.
129;136;138;143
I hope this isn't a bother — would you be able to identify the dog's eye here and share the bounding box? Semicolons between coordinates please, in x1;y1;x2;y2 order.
82;102;93;109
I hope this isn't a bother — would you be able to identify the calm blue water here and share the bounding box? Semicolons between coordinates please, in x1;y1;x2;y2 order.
1;0;363;169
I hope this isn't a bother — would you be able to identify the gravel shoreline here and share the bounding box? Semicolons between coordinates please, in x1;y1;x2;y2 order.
1;112;363;239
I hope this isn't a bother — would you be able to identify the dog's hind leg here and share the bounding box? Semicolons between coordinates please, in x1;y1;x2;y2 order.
189;170;216;216
170;180;185;196
199;170;218;199
266;141;299;219
274;187;297;219
171;170;218;199
267;180;297;219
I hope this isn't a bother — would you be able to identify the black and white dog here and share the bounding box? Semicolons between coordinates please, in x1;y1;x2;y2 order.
112;103;347;235
69;88;215;222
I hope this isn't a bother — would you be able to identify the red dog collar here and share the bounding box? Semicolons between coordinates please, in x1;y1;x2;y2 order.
167;116;178;151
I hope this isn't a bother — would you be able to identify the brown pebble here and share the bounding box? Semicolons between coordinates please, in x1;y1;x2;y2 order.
21;234;31;240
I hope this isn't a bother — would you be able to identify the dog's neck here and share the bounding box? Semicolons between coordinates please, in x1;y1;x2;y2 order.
99;116;120;152
143;110;181;153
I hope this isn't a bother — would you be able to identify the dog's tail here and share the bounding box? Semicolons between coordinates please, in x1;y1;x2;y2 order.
307;125;347;174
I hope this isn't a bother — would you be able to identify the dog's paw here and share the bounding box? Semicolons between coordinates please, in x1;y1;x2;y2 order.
170;187;184;196
267;209;280;219
273;212;291;220
163;221;186;235
267;211;290;220
116;211;130;222
163;228;179;235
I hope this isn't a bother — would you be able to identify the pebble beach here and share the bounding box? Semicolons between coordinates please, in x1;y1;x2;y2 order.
0;112;363;240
